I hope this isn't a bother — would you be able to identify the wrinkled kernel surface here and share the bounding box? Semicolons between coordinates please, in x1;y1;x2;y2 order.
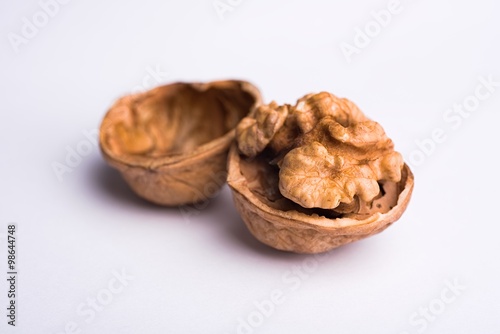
236;92;404;211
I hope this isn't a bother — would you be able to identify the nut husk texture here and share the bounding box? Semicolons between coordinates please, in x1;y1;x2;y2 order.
228;93;414;253
100;80;262;206
228;147;414;253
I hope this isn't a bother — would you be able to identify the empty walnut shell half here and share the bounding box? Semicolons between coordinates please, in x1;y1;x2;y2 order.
227;92;414;253
100;80;262;206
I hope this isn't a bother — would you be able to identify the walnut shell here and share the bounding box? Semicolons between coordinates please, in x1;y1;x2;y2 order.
99;80;261;206
227;147;414;253
228;92;414;253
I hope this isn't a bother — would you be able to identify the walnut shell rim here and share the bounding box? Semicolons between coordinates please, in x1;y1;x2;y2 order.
100;80;262;206
227;144;414;254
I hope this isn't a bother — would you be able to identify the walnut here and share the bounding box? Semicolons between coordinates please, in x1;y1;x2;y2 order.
228;92;414;253
100;80;261;206
279;117;403;209
236;102;289;158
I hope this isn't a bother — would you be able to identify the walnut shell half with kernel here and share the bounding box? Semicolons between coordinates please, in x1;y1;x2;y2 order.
100;80;261;206
227;92;414;253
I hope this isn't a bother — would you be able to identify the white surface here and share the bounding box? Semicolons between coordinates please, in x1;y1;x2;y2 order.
1;0;499;333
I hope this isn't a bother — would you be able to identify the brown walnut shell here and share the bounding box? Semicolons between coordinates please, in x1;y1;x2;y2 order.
227;147;414;253
99;80;262;206
228;92;414;254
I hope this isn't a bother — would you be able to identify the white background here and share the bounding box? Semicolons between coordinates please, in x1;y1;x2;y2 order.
1;0;499;333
